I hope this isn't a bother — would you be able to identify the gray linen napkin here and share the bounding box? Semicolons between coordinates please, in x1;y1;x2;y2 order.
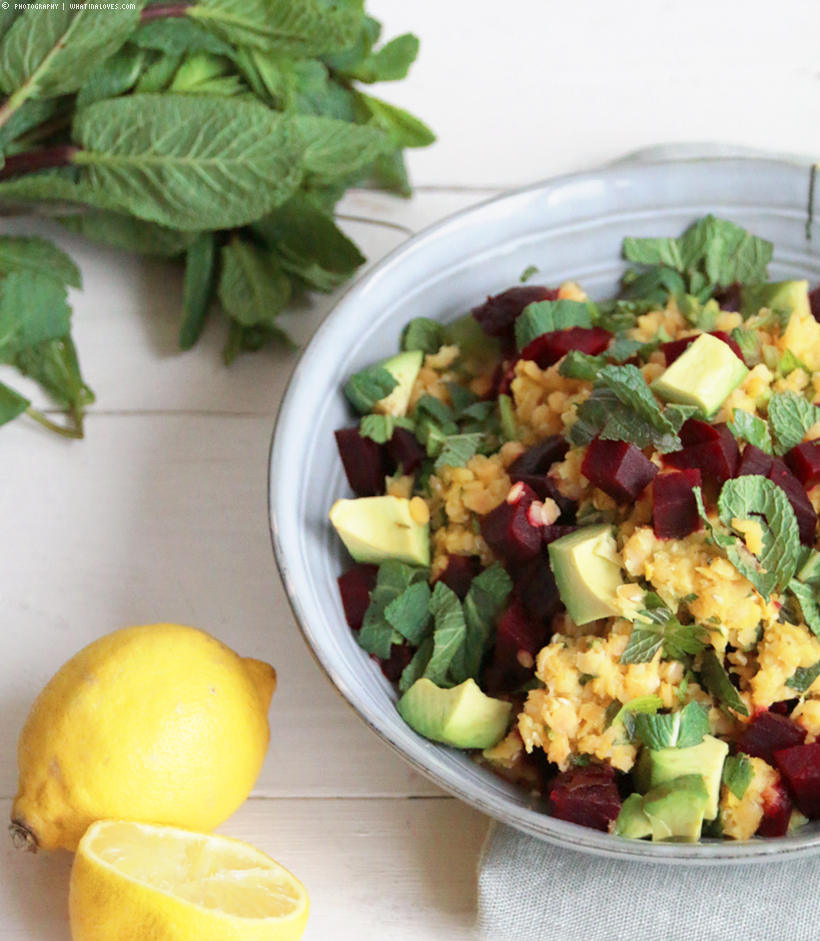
476;822;820;941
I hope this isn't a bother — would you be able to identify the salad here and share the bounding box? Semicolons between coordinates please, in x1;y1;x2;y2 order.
329;215;820;843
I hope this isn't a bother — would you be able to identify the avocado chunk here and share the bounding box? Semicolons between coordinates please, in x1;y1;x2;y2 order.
547;524;625;625
373;350;424;417
641;774;710;842
397;677;512;749
651;332;749;419
775;280;820;372
636;734;729;821
613;792;653;840
741;280;811;322
329;495;430;566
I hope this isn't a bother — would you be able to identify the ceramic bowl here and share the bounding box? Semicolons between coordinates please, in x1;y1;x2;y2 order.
270;153;820;862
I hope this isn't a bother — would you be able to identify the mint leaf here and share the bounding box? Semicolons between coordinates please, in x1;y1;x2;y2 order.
295;114;391;182
789;579;820;639
423;581;466;686
14;335;93;418
622;236;683;269
662;619;709;662
0;236;80;289
780;349;811;378
0;271;71;359
415;393;455;427
434;433;483;471
633;712;680;750
72;95;304;231
514;300;592;350
677;216;772;286
731;327;760;366
399;635;433;693
730;409;773;454
787;659;820;694
358;414;413;444
610;694;664;727
559;350;606;381
76;43;147;109
59;211;196;258
452;563;513;683
132;17;236;56
0;380;29;427
699;650;749;716
347;33;419;83
218;237;292;330
402;317;445;355
179;232;217;351
359;561;428;659
344;364;398;415
384;580;432;645
0;3;145;99
356;92;436;149
621;613;707;665
722;754;753;800
676;701;711;748
718;476;801;597
768;392;820;456
620;626;664;664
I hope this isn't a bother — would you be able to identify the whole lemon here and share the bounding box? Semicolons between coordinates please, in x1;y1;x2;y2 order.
11;623;276;853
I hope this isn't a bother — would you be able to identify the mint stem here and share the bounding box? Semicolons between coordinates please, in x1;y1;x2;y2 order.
141;2;192;20
0;145;79;181
25;406;84;439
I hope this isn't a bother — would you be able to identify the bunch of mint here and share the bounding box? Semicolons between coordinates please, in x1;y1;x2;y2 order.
0;0;434;436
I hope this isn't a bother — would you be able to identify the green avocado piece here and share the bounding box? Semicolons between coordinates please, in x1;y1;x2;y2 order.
329;495;430;566
374;350;424;417
651;332;749;419
547;524;625;625
397;677;512;749
741;280;811;321
642;774;710;842
636;734;728;821
614;792;653;840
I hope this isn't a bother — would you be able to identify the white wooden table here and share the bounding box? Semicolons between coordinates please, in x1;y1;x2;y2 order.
2;2;820;937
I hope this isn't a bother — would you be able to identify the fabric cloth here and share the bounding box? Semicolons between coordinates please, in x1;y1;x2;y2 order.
476;821;820;941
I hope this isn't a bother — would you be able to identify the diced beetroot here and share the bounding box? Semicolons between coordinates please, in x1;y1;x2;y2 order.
769;700;795;715
386;426;426;475
472;285;559;355
810;284;820;324
664;421;739;484
756;779;794;838
715;283;743;313
581;437;658;502
493;358;517;396
785;441;820;487
436;554;481;600
773;742;820;819
377;643;414;683
515;550;563;631
652;468;702;539
337;564;378;630
509;436;570;476
736;443;774;478
542;524;579;546
768;458;817;546
662;331;744;366
480;486;542;563
334;427;391;497
520;326;612;369
548;763;622;832
737;710;807;764
482;596;545;695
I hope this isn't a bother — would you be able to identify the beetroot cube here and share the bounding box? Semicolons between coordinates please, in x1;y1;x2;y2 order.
492;358;518;397
664;421;739;484
335;427;391;497
736;443;774;478
377;643;414;684
515;550;563;631
542;524;579;545
436;554;480;600
773;742;820;819
509;436;570;476
785;441;820;487
715;283;743;313
652;468;702;539
581;437;658;503
768;458;817;546
482;596;544;695
337;564;378;630
737;710;807;764
472;285;559;355
549;763;622;832
386;426;426;475
756;779;794;838
480;485;542;563
520;326;612;369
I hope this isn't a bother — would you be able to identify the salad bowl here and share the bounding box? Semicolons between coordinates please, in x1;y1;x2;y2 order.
269;152;820;862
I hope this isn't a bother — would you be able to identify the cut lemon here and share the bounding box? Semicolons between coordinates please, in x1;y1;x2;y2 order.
69;820;309;941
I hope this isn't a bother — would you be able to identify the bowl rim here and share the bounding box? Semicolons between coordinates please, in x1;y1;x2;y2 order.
269;152;820;864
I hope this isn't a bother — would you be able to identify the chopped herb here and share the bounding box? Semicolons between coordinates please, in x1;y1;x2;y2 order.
768;392;820;456
434;432;483;471
344;364;398;414
789;579;820;639
422;581;467;686
722;754;753;800
402;317;445;354
698;650;749;716
358;561;429;659
384;580;432;645
450;562;513;683
786;659;820;694
519;264;539;283
729;409;773;454
359;413;414;444
514;299;592;350
780;349;811;378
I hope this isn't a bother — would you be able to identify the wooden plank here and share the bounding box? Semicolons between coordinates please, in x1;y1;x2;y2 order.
0;797;490;941
0;414;442;801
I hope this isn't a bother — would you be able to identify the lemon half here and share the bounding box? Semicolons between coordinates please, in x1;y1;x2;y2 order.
69;820;309;941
